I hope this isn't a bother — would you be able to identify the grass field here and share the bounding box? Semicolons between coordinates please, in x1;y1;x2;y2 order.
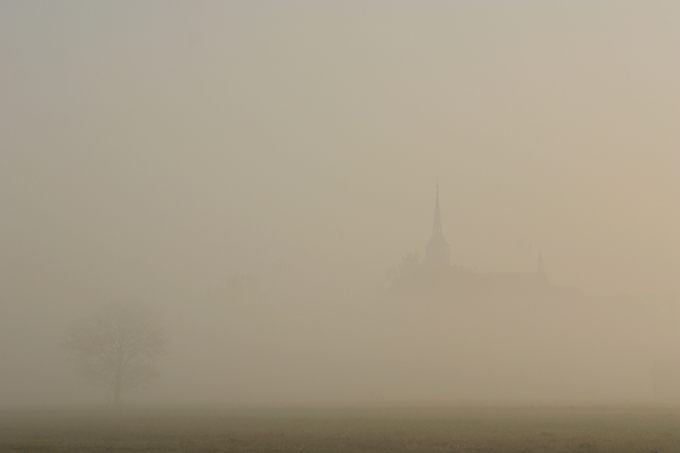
1;405;679;452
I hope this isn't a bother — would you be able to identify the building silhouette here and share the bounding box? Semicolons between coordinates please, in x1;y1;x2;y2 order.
389;186;581;300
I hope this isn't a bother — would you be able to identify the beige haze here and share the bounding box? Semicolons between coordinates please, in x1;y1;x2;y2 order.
1;1;679;406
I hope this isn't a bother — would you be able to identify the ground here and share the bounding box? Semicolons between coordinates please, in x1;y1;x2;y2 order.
1;405;679;452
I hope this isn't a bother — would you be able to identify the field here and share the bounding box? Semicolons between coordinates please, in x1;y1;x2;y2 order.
1;405;680;452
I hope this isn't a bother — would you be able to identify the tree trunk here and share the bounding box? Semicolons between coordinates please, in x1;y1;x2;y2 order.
113;356;123;405
112;384;121;405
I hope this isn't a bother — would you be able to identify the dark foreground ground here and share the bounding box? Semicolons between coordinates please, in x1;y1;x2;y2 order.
1;405;679;452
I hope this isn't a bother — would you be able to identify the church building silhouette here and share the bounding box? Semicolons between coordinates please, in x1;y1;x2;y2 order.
389;186;581;300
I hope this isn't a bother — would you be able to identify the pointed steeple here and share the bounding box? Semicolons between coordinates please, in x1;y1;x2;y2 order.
537;252;547;282
423;183;450;269
433;183;442;234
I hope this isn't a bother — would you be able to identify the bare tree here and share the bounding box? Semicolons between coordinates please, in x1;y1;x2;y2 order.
62;303;166;404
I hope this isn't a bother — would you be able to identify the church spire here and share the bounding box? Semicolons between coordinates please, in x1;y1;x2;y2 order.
537;252;547;282
424;182;449;269
433;183;442;234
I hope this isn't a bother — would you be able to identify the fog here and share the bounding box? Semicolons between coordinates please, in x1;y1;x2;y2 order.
2;1;680;407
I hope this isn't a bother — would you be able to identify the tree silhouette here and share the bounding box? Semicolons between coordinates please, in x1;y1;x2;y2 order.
62;303;166;404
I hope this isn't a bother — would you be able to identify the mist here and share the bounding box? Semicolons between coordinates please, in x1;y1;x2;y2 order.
2;1;680;408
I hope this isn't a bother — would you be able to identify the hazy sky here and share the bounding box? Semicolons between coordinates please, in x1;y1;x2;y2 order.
2;1;680;406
